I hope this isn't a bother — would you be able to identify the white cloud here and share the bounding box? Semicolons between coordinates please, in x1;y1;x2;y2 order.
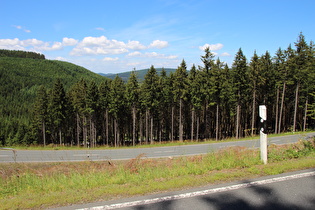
149;40;169;49
145;52;159;57
0;39;24;50
0;38;44;50
211;52;218;56
22;39;44;46
95;27;105;31
55;56;67;61
221;52;231;56
199;43;223;51
166;55;178;59
0;38;20;47
70;36;128;56
127;62;141;66
126;40;146;50
70;36;169;56
50;42;63;50
144;52;177;59
103;57;119;61
127;51;142;57
0;37;78;51
14;25;22;29
13;25;31;33
32;41;63;51
62;37;78;46
127;51;177;59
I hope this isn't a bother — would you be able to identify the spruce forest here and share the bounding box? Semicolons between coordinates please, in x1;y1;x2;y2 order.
1;33;315;147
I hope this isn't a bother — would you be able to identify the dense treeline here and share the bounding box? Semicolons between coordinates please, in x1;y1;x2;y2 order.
0;49;45;59
25;33;315;147
1;33;315;146
0;54;107;146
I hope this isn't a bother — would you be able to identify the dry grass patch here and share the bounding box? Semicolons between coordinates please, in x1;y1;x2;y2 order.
1;139;315;209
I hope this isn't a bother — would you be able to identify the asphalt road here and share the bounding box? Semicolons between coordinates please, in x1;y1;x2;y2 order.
1;132;314;163
52;168;315;210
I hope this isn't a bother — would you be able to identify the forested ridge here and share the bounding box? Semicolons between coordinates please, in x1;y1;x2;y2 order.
0;51;107;145
1;33;315;147
99;68;176;81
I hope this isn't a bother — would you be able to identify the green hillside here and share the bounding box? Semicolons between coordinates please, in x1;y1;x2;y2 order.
0;50;107;145
99;68;176;81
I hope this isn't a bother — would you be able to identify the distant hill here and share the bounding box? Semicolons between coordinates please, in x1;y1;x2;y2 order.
0;56;106;117
0;50;107;144
99;68;177;81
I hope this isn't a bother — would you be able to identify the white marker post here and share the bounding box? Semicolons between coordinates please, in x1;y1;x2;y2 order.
259;105;267;164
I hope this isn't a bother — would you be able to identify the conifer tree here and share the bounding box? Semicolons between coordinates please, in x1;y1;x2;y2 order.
220;64;234;138
248;51;260;136
274;48;287;133
158;68;170;142
49;79;68;145
32;85;48;145
126;70;139;146
284;45;296;131
86;81;99;147
69;79;88;146
232;48;248;138
167;72;176;141
174;60;188;141
294;32;310;132
188;64;202;140
99;79;111;145
200;47;216;139
109;75;125;147
141;65;159;144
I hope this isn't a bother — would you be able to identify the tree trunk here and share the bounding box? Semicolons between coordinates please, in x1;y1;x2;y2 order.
236;103;240;139
275;87;280;134
278;82;286;133
293;82;299;132
139;114;143;145
150;115;154;144
76;113;80;146
83;116;87;147
132;105;136;146
191;108;195;141
89;117;93;147
179;98;183;142
146;109;149;144
59;128;62;146
117;121;120;147
216;103;219;141
171;106;174;142
236;90;241;139
251;86;256;136
42;121;46;146
196;115;199;141
105;109;109;146
303;97;308;132
114;119;117;147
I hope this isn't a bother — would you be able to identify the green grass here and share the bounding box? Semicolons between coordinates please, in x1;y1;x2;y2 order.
7;131;314;150
1;139;315;209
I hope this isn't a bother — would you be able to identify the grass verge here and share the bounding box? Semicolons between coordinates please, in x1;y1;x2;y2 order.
7;131;314;150
1;139;315;210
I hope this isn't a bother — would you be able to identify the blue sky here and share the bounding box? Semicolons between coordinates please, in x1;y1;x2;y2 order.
1;0;314;74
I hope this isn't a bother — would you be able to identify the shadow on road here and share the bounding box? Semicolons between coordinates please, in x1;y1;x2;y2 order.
130;177;315;210
201;180;313;210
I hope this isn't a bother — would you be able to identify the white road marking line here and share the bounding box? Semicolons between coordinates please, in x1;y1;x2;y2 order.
73;154;100;157
0;155;9;157
154;150;174;153
78;171;315;210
